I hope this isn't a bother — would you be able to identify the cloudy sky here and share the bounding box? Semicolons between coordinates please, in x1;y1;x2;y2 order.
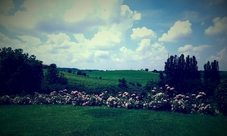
0;0;227;70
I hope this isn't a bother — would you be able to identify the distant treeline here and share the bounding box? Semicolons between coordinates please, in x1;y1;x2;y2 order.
0;47;222;96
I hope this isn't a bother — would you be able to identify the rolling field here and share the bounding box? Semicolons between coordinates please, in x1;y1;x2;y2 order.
0;105;227;136
62;70;159;92
59;70;227;93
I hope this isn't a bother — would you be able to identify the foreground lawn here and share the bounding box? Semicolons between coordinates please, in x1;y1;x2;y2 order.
0;105;227;136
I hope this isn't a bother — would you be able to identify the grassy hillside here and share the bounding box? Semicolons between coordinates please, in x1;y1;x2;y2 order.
0;105;227;136
62;70;159;93
55;69;227;93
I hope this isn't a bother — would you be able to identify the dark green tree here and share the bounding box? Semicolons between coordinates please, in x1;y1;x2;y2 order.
145;79;158;91
118;78;128;89
42;63;68;92
67;69;72;73
214;79;227;115
158;71;165;86
164;54;201;94
204;60;220;96
46;64;59;84
0;47;43;95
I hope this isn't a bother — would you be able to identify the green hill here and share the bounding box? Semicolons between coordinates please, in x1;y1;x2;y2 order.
62;70;159;93
59;69;227;94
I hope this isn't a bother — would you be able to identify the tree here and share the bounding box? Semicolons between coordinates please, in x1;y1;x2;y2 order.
67;69;72;73
214;79;227;115
42;63;68;92
145;79;158;91
164;54;201;94
0;47;43;95
204;60;220;96
118;78;128;89
46;64;59;84
158;71;165;86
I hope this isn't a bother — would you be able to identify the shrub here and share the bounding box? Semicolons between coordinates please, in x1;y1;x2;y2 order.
118;78;128;89
41;64;68;93
214;79;227;115
145;79;158;91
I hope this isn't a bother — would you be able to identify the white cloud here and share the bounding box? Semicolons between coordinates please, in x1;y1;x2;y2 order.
131;27;157;40
178;44;211;58
158;20;192;42
121;5;141;20
120;5;133;18
94;50;109;58
136;39;151;52
205;17;227;35
133;11;141;20
46;33;70;45
18;35;42;45
64;0;124;23
0;0;60;30
90;30;121;50
208;47;227;70
0;0;141;41
74;34;88;43
64;0;93;22
0;32;24;48
117;40;168;70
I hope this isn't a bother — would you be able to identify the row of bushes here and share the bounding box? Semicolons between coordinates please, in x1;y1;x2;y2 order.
0;85;219;116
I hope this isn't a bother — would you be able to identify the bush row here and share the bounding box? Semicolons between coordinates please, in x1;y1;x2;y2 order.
0;85;219;116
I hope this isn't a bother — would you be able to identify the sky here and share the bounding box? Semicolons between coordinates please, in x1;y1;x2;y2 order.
0;0;227;70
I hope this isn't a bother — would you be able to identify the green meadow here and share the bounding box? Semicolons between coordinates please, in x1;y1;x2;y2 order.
0;105;227;136
62;70;159;93
62;70;227;93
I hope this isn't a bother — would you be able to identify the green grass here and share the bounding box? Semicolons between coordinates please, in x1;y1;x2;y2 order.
62;70;159;93
220;71;227;80
64;70;159;86
0;105;227;136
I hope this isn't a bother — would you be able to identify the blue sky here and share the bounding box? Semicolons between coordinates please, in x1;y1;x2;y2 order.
0;0;227;70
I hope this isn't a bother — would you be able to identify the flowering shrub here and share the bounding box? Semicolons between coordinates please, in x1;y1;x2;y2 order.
0;86;219;115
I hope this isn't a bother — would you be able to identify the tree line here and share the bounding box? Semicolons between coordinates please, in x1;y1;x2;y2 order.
0;47;222;97
163;54;220;96
0;47;68;95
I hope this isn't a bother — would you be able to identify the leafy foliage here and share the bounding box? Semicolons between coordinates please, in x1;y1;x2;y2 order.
164;54;201;94
158;71;165;86
204;60;220;96
77;71;87;76
118;78;128;89
42;64;68;92
145;79;159;92
0;47;43;95
214;79;227;115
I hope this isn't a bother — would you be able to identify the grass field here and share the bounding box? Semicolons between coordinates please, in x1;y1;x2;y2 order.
0;105;227;136
64;70;159;86
61;70;159;93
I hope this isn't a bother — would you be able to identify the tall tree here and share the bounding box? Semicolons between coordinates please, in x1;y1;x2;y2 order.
164;54;201;94
0;47;43;95
204;60;220;95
